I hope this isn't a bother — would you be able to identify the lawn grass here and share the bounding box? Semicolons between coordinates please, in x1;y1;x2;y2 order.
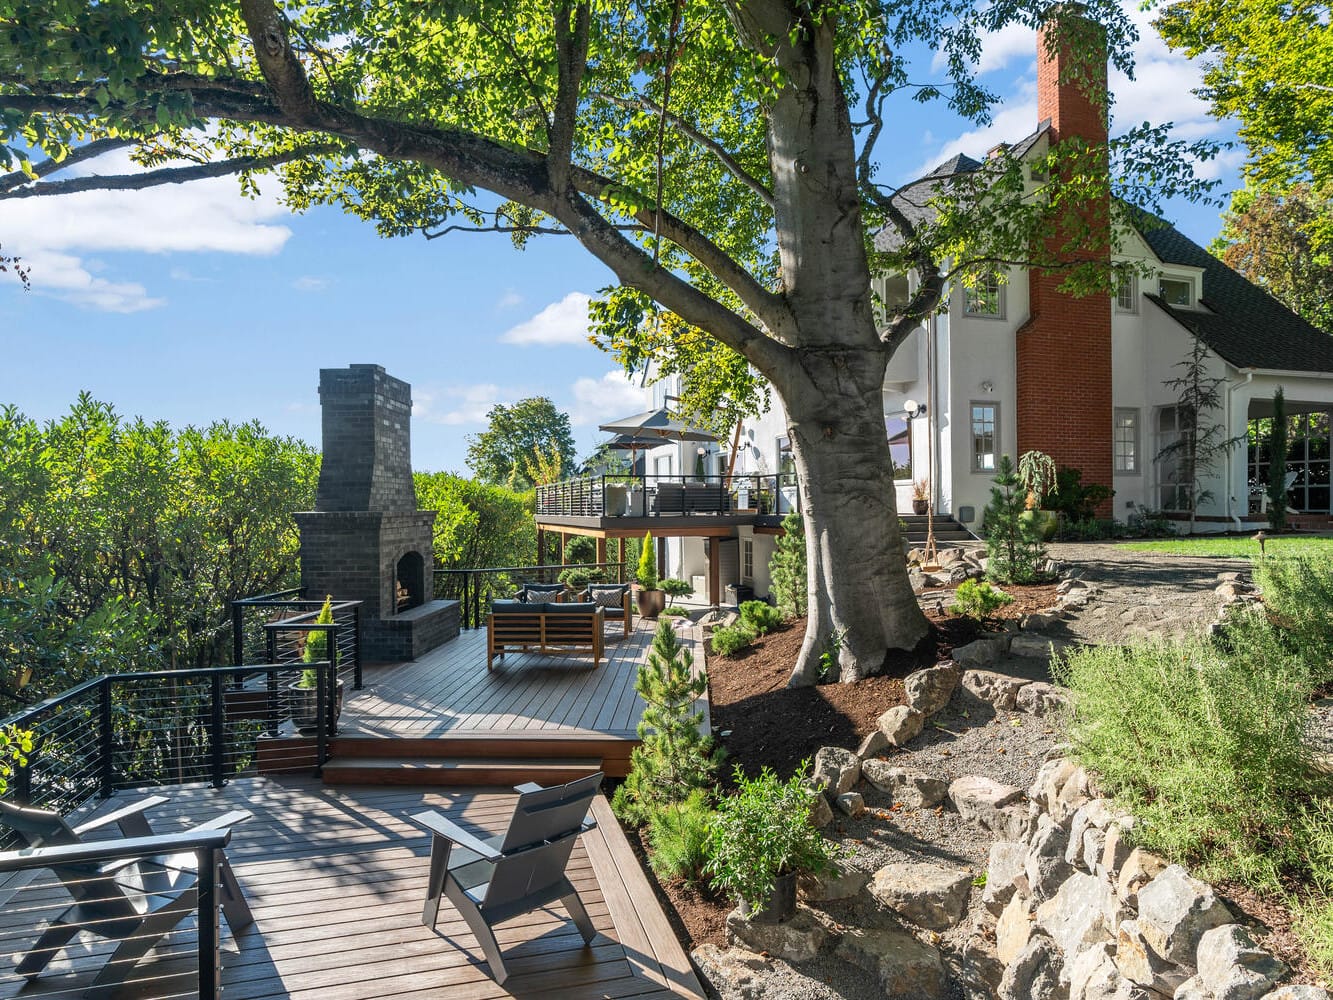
1122;535;1333;559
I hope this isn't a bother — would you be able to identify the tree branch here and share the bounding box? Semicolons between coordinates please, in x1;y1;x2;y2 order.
548;2;590;188
237;0;321;126
591;92;774;210
0;137;132;193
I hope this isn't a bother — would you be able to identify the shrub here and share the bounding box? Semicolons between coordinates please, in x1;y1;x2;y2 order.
636;531;658;590
710;623;758;657
1053;611;1325;884
1267;387;1288;533
612;619;720;825
705;763;839;906
660;577;693;606
557;566;593;593
769;512;807;617
646;790;714;884
1048;466;1114;524
950;579;1013;621
738;600;783;635
299;595;335;688
984;455;1049;584
1254;554;1333;686
564;534;596;565
1293;893;1333;982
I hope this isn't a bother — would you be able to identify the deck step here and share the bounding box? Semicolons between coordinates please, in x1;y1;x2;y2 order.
321;755;605;787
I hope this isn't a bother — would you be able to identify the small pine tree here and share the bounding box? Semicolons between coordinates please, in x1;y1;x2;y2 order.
769;511;807;617
984;456;1047;584
636;531;658;590
612;619;720;825
300;595;335;688
1267;387;1288;532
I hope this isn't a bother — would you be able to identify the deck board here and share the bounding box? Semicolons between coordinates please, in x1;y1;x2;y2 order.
0;777;704;999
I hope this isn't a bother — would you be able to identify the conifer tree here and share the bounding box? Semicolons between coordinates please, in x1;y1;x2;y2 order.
984;456;1048;584
612;619;719;825
769;512;808;618
1266;387;1289;532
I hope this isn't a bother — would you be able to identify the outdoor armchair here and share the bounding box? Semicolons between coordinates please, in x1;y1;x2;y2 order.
0;795;253;998
412;772;603;985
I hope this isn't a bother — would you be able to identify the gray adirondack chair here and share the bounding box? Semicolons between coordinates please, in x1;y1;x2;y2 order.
0;795;253;998
412;772;603;985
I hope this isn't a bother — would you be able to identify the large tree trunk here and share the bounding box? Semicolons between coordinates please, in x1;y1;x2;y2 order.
774;346;930;686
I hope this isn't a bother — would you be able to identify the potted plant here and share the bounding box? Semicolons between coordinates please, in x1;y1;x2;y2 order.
288;595;345;734
558;566;594;596
635;531;665;618
705;763;839;924
1017;450;1059;541
912;478;930;515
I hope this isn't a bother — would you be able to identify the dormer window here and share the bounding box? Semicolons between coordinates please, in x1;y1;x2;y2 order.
1159;277;1192;307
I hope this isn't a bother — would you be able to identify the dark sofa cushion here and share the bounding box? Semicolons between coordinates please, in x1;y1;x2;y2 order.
493;600;547;614
543;602;598;614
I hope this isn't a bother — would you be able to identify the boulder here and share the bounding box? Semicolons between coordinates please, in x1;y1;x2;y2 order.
869;861;972;930
949;775;1026;829
1136;864;1232;966
835;926;950;1000
813;746;861;797
962;933;1006;996
953;636;1008;667
836;791;866;817
998;892;1036;965
1115;918;1190;995
1018;681;1073;718
905;663;962;716
856;729;889;759
1022;611;1062;631
1026;815;1075;902
1010;633;1061;659
725;904;830;962
690;944;770;1000
1058;578;1090;594
1196;924;1286;1000
1030;758;1080;812
1100;822;1135;879
1175;976;1211;1000
1082;827;1108;875
877;705;925;747
808;787;834;828
799;858;869;902
861;761;948;807
998;933;1068;1000
983;840;1029;915
1261;989;1333;999
1117;847;1168;906
960;669;1031;710
1035;871;1114;958
1070;943;1141;1000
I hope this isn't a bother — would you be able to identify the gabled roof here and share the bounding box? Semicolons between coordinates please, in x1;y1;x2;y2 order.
1140;223;1333;374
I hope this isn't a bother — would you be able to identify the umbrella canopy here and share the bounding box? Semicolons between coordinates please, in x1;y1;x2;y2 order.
598;408;717;443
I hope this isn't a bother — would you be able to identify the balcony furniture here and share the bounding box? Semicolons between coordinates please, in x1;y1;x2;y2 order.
486;601;605;670
603;483;629;516
0;795;253;998
683;482;726;513
624;484;646;515
412;773;604;986
652;482;686;514
512;582;567;604
580;583;633;638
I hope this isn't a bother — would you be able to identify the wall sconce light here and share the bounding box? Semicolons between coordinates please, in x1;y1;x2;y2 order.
980;380;994;393
904;399;926;418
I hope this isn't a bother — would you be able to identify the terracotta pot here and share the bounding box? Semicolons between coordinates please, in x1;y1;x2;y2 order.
635;588;666;618
741;871;798;924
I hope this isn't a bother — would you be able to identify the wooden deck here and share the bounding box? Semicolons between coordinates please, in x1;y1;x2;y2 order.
342;618;705;739
0;778;705;1000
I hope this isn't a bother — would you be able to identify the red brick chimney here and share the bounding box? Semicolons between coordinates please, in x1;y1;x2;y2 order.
1017;10;1113;512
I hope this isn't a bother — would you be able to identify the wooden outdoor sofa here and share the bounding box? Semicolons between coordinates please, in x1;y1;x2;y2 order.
487;601;604;670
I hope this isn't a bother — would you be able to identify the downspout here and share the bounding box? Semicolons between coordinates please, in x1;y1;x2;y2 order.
1225;368;1255;530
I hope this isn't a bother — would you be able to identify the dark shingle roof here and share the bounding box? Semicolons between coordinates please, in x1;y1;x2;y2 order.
1140;223;1333;373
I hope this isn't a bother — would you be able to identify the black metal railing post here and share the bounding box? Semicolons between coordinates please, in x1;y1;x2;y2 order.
351;605;363;689
231;601;244;667
197;845;221;998
98;678;114;799
314;662;328;777
209;672;226;789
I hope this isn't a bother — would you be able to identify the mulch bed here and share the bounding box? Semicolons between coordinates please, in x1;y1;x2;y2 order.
1216;881;1323;988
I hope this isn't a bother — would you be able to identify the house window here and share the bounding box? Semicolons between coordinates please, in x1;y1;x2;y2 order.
1159;277;1192;307
742;539;754;582
1114;408;1140;474
1154;405;1194;510
964;271;1004;318
885;415;911;477
971;403;998;473
1115;274;1138;313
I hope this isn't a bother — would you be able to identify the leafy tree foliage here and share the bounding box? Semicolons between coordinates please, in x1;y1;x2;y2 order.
465;397;575;490
1157;0;1333;190
1210;183;1333;334
0;396;318;704
0;0;1215;685
413;472;536;572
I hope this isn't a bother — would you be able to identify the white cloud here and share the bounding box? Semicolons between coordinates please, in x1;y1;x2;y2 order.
21;250;164;313
416;384;513;426
569;370;651;427
498;292;593;346
931;22;1036;76
293;275;329;292
3;147;293;312
495;289;523;310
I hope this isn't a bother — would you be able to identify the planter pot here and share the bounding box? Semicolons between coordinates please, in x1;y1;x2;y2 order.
288;678;345;735
912;498;929;515
636;588;666;619
740;871;798;925
1020;509;1059;541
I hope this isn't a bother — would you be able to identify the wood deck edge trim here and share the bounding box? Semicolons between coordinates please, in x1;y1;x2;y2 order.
586;796;706;1000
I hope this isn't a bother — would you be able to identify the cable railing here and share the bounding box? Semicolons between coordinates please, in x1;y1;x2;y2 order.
535;471;802;518
230;591;362;691
435;562;627;631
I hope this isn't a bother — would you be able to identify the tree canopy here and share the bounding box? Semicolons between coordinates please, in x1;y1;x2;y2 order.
1156;0;1333;191
465;396;576;490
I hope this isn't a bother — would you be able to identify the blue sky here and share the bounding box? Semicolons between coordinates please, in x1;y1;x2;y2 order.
0;5;1240;474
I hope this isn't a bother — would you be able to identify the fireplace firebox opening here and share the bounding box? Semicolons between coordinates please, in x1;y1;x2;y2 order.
395;551;426;613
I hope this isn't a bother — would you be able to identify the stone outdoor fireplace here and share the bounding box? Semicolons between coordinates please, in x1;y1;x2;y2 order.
295;365;459;662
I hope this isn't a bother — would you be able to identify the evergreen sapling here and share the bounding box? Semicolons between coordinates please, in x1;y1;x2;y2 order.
769;511;807;618
984;456;1048;584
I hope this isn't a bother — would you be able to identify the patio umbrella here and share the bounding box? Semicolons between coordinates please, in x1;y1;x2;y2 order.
598;408;717;443
601;434;663;475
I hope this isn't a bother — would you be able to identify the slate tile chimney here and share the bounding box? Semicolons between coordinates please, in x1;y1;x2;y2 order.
1017;9;1114;512
296;365;459;662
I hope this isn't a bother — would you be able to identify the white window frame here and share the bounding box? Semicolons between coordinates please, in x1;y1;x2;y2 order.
1159;276;1193;308
971;402;999;473
741;539;754;582
1114;273;1138;314
963;271;1005;319
1114;408;1140;474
